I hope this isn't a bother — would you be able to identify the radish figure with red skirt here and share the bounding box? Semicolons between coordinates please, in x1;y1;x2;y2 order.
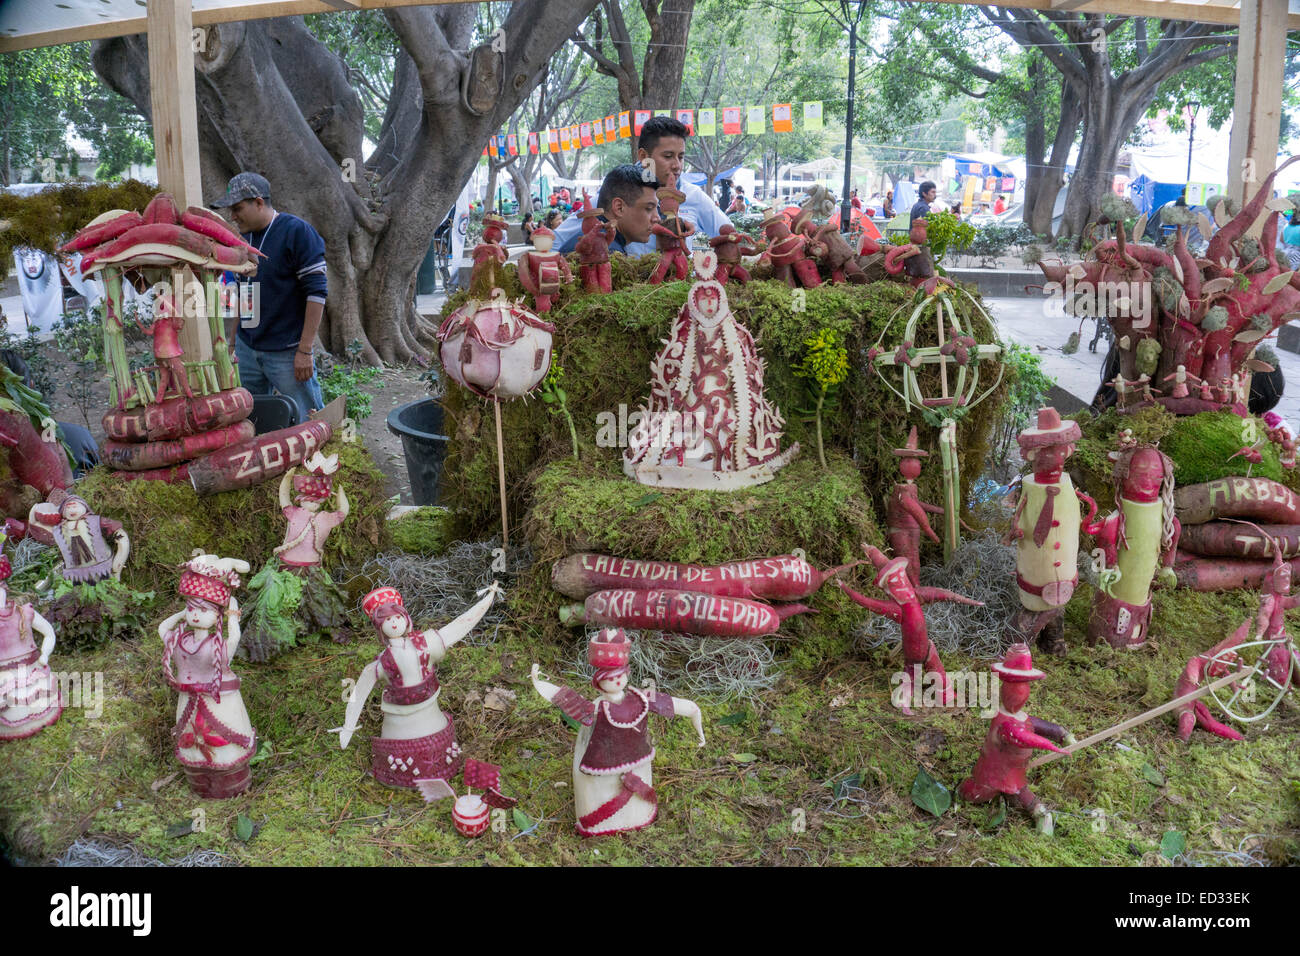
959;643;1075;835
838;545;983;714
530;629;704;837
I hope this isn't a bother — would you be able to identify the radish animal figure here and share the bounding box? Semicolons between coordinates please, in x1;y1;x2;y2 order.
530;629;705;837
837;545;983;715
958;644;1074;835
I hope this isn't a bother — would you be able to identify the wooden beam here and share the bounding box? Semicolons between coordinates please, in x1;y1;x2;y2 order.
0;0;484;54
1227;0;1288;214
147;0;202;209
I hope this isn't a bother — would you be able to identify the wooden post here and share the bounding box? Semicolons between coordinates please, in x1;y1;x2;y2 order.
147;0;202;209
493;399;509;548
1226;0;1287;228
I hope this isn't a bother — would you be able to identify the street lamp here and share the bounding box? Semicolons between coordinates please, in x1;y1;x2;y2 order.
1185;101;1201;195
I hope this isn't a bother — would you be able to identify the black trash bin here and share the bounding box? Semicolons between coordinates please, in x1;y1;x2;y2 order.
387;399;450;505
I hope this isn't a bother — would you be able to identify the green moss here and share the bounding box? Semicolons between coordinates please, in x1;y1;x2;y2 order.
73;440;391;597
439;272;1005;543
0;180;159;265
389;507;455;557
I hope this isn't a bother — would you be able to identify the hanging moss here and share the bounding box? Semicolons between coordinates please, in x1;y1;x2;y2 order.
438;266;1006;542
0;180;159;265
71;439;390;597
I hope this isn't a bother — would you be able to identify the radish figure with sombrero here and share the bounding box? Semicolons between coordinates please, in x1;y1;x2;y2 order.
887;426;948;587
1005;407;1097;656
838;545;983;715
648;187;696;285
959;643;1075;835
575;190;616;294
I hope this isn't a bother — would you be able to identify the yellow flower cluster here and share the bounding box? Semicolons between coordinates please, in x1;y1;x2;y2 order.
796;328;849;392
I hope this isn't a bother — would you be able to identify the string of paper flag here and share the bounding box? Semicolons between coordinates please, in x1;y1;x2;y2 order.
483;102;824;157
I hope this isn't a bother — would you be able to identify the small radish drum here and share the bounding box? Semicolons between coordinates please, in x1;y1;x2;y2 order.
437;296;555;400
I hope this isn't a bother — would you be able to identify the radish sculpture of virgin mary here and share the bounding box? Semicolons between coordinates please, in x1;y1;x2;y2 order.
624;250;797;490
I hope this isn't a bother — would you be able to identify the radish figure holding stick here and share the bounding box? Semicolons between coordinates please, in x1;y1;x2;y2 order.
958;643;1075;835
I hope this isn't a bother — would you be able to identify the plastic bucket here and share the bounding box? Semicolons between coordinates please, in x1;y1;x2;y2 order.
386;399;450;505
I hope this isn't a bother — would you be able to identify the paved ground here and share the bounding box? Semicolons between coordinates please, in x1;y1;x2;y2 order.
984;296;1300;432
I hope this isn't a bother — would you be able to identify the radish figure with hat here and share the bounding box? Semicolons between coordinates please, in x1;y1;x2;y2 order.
530;629;705;836
837;545;983;715
648;187;697;285
238;451;350;662
575;189;616;294
332;582;501;789
0;523;63;741
158;553;256;798
517;226;572;314
1005;407;1097;656
886;425;952;587
469;212;510;293
958;643;1075;835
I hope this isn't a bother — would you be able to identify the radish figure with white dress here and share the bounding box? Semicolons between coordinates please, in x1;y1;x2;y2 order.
334;582;501;788
531;629;705;836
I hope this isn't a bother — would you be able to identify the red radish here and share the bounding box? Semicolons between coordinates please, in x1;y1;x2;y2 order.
102;420;255;471
1175;476;1300;526
183;207;264;256
188;420;332;496
550;552;858;602
142;193;182;225
60;211;145;253
1173;620;1246;742
1178;521;1300;559
84;222;216;262
1173;553;1300;592
102;387;254;443
558;587;814;638
0;409;73;514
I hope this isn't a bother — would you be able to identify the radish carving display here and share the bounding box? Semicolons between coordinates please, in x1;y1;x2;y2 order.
575;190;615;294
648;187;696;285
1173;475;1300;591
530;629;705;837
1037;160;1300;411
0;532;63;741
559;587;814;638
1084;441;1179;648
958;644;1074;835
624;250;798;490
837;546;983;715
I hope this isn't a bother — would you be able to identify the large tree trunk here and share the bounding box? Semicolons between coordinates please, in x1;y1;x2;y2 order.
1024;80;1081;238
92;1;599;365
1059;79;1150;241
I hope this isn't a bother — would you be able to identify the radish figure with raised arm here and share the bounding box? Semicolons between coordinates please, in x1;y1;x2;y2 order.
0;529;63;740
333;582;501;788
531;628;705;837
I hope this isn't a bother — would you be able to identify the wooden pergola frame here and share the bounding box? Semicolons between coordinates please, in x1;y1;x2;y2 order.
0;0;1291;209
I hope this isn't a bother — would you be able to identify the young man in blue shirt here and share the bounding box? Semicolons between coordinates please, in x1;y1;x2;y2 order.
558;164;661;255
211;172;327;421
553;116;730;256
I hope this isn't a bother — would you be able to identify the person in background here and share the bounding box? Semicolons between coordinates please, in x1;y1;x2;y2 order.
911;181;937;224
726;185;748;214
1284;209;1300;247
558;164;662;255
951;202;964;218
552;116;730;257
560;186;571;206
543;209;563;233
521;212;538;243
211;172;326;423
993;194;1007;215
851;188;862;211
882;190;895;219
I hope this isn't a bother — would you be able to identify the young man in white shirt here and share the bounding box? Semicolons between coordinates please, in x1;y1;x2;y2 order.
553;116;731;256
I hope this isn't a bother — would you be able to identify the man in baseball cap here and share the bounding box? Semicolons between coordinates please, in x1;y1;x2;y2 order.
212;172;327;422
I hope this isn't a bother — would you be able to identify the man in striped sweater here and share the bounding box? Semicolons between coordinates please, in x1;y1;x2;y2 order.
213;172;327;421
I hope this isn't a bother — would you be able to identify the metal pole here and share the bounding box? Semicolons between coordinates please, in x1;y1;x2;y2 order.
841;1;857;234
1186;106;1197;187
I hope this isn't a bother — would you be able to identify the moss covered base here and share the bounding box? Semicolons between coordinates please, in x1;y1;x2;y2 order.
2;573;1297;866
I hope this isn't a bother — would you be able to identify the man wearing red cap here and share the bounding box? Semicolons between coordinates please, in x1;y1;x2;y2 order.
838;545;983;714
959;643;1075;835
1006;407;1097;655
531;628;704;836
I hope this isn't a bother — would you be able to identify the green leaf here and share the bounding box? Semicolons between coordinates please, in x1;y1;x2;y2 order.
560;712;582;732
910;766;951;817
717;711;748;726
541;392;555;403
164;820;194;839
631;492;662;509
248;739;273;765
832;772;862;801
234;813;255;842
984;797;1007;831
512;808;534;832
1141;763;1166;787
1160;830;1186;860
731;752;759;763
